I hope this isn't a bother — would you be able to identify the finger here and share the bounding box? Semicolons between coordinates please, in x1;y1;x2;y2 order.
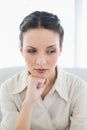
44;78;49;85
37;80;45;89
37;78;49;89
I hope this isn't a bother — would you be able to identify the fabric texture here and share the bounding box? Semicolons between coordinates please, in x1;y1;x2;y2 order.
0;66;87;130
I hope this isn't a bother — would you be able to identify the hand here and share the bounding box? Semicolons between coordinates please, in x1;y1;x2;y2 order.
25;75;49;104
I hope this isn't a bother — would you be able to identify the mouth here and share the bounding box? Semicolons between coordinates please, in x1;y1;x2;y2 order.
34;69;48;74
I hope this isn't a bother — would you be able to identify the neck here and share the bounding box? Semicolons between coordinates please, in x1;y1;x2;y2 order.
41;67;57;99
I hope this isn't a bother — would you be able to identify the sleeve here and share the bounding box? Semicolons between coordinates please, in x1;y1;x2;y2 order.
0;83;19;130
69;84;87;130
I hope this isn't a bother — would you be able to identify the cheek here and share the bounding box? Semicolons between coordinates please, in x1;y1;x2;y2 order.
23;54;35;65
48;55;58;65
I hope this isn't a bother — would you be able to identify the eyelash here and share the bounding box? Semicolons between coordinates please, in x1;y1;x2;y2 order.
27;49;56;54
27;49;36;53
47;49;56;54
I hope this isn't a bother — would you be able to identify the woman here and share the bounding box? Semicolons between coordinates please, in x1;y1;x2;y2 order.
0;11;87;130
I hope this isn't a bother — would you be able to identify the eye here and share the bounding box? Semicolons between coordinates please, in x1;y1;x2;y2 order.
27;49;37;53
46;49;56;54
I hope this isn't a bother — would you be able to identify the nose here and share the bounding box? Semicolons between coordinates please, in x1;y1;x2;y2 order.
36;53;47;65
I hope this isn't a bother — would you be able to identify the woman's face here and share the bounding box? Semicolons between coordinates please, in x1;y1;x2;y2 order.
20;28;62;79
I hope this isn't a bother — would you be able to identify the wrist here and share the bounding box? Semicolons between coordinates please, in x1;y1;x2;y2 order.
22;98;34;109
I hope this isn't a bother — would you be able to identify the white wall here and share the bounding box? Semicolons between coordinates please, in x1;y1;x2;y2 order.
0;0;86;68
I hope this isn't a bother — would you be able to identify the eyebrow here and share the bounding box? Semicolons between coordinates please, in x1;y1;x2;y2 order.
27;45;56;49
27;46;36;49
46;45;56;48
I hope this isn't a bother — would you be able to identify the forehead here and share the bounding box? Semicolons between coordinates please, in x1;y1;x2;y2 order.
23;28;60;47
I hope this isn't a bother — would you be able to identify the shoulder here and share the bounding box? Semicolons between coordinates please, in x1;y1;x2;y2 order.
62;68;87;98
0;70;25;85
61;68;87;86
0;70;28;95
58;67;87;94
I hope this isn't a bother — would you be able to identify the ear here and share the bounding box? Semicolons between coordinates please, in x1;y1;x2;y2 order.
20;47;24;56
58;47;62;56
60;47;62;53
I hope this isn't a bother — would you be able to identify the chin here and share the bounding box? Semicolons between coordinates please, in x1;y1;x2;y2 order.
33;73;49;78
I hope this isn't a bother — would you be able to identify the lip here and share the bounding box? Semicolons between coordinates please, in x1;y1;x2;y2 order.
35;69;48;73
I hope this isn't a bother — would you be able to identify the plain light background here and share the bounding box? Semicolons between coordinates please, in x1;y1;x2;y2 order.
0;0;87;68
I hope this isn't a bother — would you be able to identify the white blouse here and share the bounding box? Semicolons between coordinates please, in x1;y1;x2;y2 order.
0;67;87;130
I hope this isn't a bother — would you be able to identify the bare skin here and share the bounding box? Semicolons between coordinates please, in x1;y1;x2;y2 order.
14;76;49;130
14;28;62;130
